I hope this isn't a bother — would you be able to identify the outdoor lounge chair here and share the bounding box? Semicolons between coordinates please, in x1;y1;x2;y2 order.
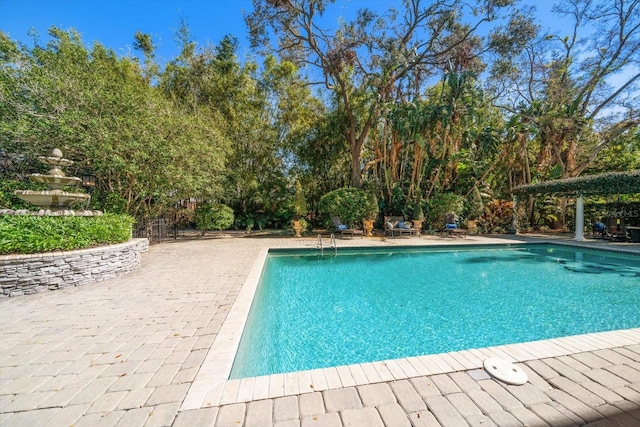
384;216;420;238
591;221;606;239
442;212;468;238
605;218;628;241
332;216;363;239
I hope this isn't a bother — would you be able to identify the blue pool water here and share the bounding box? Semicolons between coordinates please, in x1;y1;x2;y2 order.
230;244;640;379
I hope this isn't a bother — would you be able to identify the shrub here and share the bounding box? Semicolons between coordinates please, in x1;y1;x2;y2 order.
478;199;514;233
103;192;128;214
389;186;407;216
174;207;195;228
0;214;134;255
0;179;45;210
365;192;379;220
466;185;484;220
412;189;425;220
424;193;465;230
318;188;377;227
293;180;307;219
195;203;234;234
512;170;640;197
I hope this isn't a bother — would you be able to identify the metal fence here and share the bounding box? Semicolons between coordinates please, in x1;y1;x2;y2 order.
133;217;176;244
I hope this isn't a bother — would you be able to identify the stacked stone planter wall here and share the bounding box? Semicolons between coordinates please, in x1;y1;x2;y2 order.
0;238;149;297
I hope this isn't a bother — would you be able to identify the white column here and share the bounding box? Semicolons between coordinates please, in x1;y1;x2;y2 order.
512;195;518;234
574;195;584;241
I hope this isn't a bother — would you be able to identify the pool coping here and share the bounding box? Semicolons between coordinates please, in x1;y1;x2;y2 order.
181;242;640;411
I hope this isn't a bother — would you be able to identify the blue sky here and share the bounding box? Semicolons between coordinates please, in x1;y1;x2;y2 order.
1;0;561;65
0;0;257;62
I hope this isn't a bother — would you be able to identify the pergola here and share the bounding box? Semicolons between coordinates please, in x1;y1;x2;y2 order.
511;170;640;240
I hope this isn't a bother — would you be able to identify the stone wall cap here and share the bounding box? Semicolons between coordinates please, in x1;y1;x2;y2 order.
1;238;149;261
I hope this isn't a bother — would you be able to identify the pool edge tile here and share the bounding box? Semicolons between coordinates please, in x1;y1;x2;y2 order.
335;365;357;387
406;356;432;377
309;368;329;391
348;363;370;385
236;376;256;403
395;358;420;378
283;371;300;396
219;379;241;405
252;375;270;401
296;370;314;395
416;355;445;374
372;361;395;382
360;362;384;383
182;248;269;410
268;374;285;399
185;330;640;409
323;367;343;389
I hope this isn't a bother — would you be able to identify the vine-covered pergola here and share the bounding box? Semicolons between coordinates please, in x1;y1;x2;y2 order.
512;170;640;240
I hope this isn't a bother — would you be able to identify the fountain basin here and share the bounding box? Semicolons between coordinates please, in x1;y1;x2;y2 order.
15;189;90;210
38;155;74;167
28;174;82;190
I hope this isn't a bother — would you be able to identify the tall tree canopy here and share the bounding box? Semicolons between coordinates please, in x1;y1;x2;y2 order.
492;0;640;182
0;28;230;217
246;0;535;188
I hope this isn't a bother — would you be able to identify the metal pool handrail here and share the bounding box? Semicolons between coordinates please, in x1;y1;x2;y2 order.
316;233;338;256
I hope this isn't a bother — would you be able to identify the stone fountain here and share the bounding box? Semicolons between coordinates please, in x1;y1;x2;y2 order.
10;148;101;216
0;149;150;298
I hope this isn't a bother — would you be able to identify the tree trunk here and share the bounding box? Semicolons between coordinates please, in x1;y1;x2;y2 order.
350;146;361;188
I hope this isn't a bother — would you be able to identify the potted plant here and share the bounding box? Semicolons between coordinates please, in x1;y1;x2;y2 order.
466;185;484;233
292;180;307;237
411;190;425;232
363;192;379;236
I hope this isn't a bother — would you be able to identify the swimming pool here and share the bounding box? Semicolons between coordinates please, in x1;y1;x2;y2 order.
229;244;640;379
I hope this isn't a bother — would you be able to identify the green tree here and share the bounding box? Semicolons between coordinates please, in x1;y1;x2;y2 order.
0;28;230;218
585;128;640;174
246;0;530;188
160;27;322;230
488;0;639;229
493;0;639;181
289;107;351;219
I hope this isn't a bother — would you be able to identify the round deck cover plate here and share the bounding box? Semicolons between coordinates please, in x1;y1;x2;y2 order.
483;358;528;385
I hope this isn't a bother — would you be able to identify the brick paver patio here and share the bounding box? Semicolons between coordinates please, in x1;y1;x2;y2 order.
1;234;639;426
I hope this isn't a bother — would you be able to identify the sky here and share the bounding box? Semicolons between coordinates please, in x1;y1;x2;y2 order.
0;0;258;63
0;0;561;66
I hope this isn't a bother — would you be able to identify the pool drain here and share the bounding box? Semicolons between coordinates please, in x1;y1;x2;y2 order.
483;358;528;385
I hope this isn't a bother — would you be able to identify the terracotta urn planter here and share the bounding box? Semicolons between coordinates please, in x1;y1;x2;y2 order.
412;218;424;232
292;219;303;237
363;218;375;237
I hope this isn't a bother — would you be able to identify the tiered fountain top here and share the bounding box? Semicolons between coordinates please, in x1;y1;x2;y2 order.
7;148;101;216
30;148;83;190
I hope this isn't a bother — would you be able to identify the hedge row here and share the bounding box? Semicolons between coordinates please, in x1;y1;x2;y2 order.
512;170;640;197
0;214;134;255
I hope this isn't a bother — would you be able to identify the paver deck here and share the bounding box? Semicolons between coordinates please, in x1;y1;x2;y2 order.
1;233;639;426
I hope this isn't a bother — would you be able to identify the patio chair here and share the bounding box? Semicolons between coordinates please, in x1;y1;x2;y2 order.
332;216;363;239
384;216;420;238
442;212;468;238
591;220;606;239
605;218;628;241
